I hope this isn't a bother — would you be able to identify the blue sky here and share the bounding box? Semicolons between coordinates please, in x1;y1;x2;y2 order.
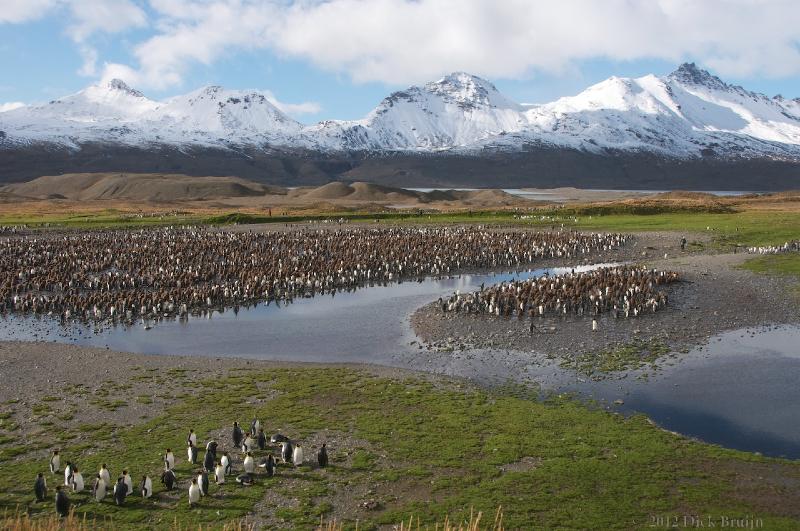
2;1;799;123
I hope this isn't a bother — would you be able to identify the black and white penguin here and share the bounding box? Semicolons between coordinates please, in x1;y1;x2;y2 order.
34;472;47;502
232;422;243;448
92;474;106;502
188;441;198;465
317;444;328;468
250;419;260;437
188;478;201;506
71;467;84;493
206;440;218;460
242;433;254;453
257;429;267;450
203;448;215;473
235;473;254;486
214;463;225;485
55;485;70;517
198;470;209;496
140;475;152;498
160;468;176;491
122;469;133;495
164;449;175;470
221;452;232;476
270;433;290;444
49;450;60;474
99;464;110;487
114;477;128;506
280;441;293;464
258;454;276;478
63;461;74;487
187;428;197;447
292;445;304;467
243;452;255;474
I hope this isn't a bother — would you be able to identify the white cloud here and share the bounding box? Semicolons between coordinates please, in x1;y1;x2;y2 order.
65;0;147;42
0;0;59;23
0;102;26;112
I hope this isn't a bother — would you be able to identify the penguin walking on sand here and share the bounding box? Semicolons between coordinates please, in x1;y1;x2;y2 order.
164;449;175;470
280;441;293;464
64;461;74;487
317;444;328;468
292;444;304;467
592;318;598;332
232;422;243;449
221;452;232;476
71;467;84;493
140;475;152;498
188;441;198;465
114;477;128;506
55;485;70;517
49;450;60;474
34;473;47;502
92;474;106;502
214;463;225;485
243;452;255;474
198;470;209;496
99;464;110;487
188;478;201;506
161;468;176;491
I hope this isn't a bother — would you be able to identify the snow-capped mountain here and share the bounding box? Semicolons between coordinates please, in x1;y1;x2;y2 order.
2;63;800;161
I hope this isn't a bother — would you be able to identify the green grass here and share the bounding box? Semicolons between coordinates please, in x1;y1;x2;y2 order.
1;368;798;529
740;253;800;278
563;338;672;376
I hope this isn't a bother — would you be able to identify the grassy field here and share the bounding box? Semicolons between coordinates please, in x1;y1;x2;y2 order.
1;367;798;530
3;204;800;248
740;253;800;277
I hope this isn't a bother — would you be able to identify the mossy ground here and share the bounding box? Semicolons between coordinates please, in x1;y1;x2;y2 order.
1;368;798;529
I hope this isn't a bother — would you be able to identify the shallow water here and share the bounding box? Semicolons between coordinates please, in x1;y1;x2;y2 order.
1;266;798;458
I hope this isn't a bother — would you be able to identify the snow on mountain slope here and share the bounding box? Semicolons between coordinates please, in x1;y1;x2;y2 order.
2;64;800;160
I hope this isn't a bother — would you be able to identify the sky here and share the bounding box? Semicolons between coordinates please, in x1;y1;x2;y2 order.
1;0;800;123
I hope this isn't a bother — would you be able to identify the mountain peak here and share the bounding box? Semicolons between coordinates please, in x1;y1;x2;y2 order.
106;78;144;98
425;72;517;110
668;63;728;90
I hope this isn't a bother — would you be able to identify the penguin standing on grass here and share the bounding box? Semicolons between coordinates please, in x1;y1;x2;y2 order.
64;461;74;487
292;445;304;467
164;449;175;470
198;470;209;496
221;452;232;475
259;454;275;478
92;474;106;502
161;468;176;491
99;464;110;486
203;447;215;473
188;441;198;465
317;444;328;468
214;463;225;485
188;478;201;506
280;441;293;464
71;467;84;493
114;477;128;506
187;429;197;448
140;475;152;498
257;429;266;450
122;469;133;495
232;422;243;448
49;450;60;474
243;452;255;474
34;473;47;502
55;485;70;517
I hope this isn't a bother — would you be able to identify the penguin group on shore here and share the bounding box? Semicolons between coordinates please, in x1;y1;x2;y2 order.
39;426;330;516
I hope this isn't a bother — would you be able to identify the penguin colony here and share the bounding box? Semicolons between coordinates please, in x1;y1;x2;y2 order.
440;266;679;319
747;240;800;255
0;227;628;323
38;421;329;515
